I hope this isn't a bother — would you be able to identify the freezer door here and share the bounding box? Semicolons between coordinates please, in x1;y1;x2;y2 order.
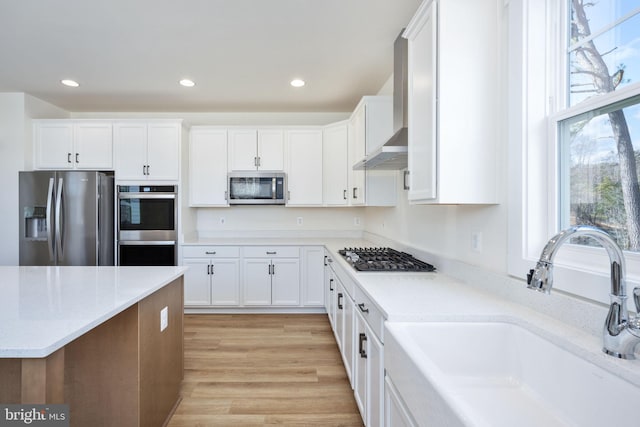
19;171;57;266
57;171;99;266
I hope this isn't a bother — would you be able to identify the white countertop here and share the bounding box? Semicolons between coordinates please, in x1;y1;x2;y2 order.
0;266;187;358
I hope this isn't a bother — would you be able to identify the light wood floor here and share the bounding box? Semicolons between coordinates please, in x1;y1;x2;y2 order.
167;314;364;427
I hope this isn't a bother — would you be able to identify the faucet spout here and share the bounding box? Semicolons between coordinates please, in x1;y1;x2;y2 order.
527;225;640;359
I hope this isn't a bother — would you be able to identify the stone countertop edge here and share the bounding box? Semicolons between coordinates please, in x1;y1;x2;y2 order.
0;266;187;359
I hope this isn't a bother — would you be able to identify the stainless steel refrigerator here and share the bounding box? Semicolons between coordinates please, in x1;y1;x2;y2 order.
19;171;115;266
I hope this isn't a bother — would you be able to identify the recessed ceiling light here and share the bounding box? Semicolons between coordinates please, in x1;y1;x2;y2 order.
61;79;79;87
290;79;305;88
180;79;195;87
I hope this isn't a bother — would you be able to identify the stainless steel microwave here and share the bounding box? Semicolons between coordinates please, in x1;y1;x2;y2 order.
227;172;286;205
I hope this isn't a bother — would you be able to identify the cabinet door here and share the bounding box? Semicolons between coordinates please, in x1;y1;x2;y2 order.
301;247;324;306
354;311;367;417
183;258;212;306
348;113;366;205
322;123;349;206
114;122;148;180
335;281;345;353
257;129;284;170
74;122;113;170
242;258;272;305
286;129;323;206
406;0;437;202
34;121;74;169
271;258;300;306
147;122;180;181
326;268;337;329
189;129;228;206
211;258;241;305
343;292;355;386
367;327;384;427
228;129;257;170
385;376;417;427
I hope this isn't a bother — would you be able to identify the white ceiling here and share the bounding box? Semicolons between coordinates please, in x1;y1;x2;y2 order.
0;0;421;113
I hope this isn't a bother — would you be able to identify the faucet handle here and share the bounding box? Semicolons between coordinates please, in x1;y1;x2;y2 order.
527;269;535;285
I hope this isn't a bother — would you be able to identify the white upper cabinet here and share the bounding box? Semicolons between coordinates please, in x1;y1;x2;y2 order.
228;128;284;171
114;120;181;181
34;120;113;170
405;0;498;204
189;128;228;206
348;97;397;207
285;129;323;206
323;121;349;206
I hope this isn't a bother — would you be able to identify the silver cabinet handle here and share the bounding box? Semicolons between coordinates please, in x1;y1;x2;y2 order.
358;303;369;314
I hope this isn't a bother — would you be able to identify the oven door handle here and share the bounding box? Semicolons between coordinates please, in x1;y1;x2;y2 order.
118;193;176;199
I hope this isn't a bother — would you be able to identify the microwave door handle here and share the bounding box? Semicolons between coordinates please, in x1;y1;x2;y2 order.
272;178;276;199
46;177;55;262
55;177;64;261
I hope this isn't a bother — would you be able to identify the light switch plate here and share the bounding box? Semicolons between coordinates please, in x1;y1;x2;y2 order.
160;306;168;331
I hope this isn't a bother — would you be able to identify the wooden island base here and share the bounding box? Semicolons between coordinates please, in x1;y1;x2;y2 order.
0;277;184;427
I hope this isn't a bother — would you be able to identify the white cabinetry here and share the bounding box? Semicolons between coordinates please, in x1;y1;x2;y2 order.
404;0;498;204
285;129;323;206
189;128;228;206
182;246;241;306
242;246;300;306
385;376;417;427
114;121;181;181
34;120;113;170
301;246;324;306
322;121;349;206
228;128;284;171
348;97;397;206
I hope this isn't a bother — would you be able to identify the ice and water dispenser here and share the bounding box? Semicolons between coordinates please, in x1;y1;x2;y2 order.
24;206;48;240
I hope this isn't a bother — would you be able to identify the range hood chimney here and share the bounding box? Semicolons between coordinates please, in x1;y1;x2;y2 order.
353;31;408;170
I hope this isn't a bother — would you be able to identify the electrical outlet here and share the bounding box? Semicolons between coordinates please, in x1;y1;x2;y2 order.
354;217;361;226
219;217;226;225
297;217;303;226
160;306;168;332
471;232;483;253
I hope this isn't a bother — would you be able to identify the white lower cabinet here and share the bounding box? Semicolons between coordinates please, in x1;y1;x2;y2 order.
327;255;386;426
301;247;325;306
384;376;417;427
242;246;300;306
182;246;241;306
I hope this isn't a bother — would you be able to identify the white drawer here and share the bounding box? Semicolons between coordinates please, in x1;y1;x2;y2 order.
182;246;240;258
354;285;385;343
243;246;299;258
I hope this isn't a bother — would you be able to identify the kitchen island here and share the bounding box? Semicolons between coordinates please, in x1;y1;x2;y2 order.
0;266;186;427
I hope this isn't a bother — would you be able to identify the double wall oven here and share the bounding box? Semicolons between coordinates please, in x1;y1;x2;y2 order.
117;185;177;266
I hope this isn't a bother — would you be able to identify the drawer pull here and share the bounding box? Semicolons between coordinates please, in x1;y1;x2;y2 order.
358;303;369;314
266;251;277;255
205;251;217;255
359;333;368;358
329;278;334;291
338;293;343;310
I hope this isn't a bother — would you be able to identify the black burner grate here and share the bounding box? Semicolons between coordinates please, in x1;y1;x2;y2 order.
338;247;436;272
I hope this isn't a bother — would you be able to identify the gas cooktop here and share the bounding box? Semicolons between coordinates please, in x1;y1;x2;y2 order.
338;247;436;272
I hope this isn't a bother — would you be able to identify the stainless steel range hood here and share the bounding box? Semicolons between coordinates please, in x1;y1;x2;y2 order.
354;31;408;170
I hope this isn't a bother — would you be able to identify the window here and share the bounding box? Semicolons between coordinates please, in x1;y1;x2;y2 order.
558;2;640;251
507;0;640;306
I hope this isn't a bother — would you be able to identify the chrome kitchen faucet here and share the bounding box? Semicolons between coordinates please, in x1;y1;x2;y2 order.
527;225;640;359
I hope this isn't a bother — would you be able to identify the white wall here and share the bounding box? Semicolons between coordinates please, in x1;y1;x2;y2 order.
0;93;68;265
197;206;366;236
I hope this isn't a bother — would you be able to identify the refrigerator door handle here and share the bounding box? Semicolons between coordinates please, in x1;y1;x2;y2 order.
46;177;55;262
55;178;64;261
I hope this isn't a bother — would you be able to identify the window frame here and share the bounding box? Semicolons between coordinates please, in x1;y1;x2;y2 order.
507;0;640;308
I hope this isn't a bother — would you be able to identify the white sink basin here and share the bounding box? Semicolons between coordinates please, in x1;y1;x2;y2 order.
385;321;640;427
